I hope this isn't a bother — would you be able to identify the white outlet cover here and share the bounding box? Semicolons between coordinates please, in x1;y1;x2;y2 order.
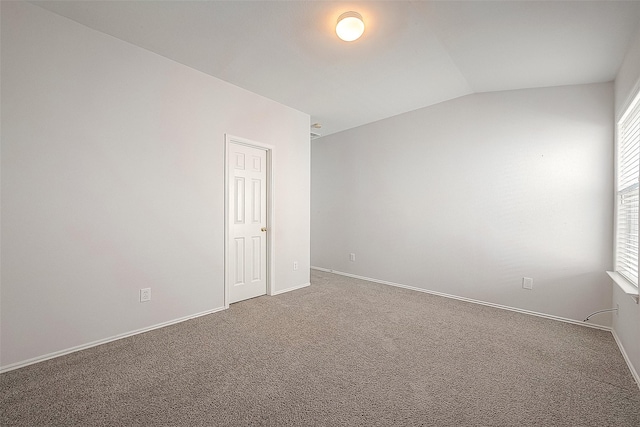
140;288;151;302
522;277;533;290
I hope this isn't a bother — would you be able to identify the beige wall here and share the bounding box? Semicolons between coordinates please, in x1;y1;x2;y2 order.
312;83;614;327
1;2;310;369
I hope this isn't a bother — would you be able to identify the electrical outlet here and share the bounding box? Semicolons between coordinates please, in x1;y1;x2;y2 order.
522;277;533;290
140;288;151;302
350;253;356;262
293;261;299;271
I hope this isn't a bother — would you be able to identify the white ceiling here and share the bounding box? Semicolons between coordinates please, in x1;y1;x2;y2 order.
32;1;640;137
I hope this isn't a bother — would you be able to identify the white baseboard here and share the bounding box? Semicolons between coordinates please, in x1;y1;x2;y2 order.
311;267;611;332
611;329;640;391
0;306;226;374
271;282;311;296
2;281;312;373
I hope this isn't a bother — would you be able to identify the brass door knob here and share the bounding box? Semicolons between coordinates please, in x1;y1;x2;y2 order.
261;227;267;232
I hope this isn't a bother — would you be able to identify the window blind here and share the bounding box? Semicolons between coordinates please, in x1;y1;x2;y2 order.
616;91;640;287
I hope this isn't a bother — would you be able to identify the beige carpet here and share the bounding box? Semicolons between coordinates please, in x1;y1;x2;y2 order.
2;270;639;426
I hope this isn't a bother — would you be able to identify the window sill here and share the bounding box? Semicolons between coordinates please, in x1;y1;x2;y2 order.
606;271;640;304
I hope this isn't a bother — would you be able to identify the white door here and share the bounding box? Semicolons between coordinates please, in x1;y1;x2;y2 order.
228;142;268;304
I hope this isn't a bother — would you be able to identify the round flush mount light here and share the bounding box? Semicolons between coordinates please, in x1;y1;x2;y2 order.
336;11;365;42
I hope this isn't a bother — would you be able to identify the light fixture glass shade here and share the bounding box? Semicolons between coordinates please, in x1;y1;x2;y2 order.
336;12;364;42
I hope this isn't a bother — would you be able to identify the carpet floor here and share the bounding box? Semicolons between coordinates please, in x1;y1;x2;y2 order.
1;270;639;426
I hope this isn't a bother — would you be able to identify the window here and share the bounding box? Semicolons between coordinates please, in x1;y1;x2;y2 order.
615;89;640;287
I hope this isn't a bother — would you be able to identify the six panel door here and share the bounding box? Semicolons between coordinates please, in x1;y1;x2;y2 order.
228;142;267;303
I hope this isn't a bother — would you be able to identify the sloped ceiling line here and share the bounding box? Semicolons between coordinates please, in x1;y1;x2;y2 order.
31;1;640;137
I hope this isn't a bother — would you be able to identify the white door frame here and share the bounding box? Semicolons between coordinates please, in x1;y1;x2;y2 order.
224;134;274;308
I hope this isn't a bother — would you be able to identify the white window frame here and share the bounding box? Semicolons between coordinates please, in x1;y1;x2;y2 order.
610;86;640;304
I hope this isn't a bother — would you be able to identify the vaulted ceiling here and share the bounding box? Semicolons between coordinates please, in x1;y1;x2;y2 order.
32;1;640;137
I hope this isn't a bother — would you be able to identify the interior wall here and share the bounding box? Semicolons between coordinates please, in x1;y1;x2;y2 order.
0;2;310;369
613;25;640;381
312;82;614;326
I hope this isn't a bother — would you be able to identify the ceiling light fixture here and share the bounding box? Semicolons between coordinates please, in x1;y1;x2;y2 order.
336;11;364;42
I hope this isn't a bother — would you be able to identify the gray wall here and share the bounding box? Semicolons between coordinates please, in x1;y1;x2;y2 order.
312;83;614;326
613;25;640;382
1;2;310;369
